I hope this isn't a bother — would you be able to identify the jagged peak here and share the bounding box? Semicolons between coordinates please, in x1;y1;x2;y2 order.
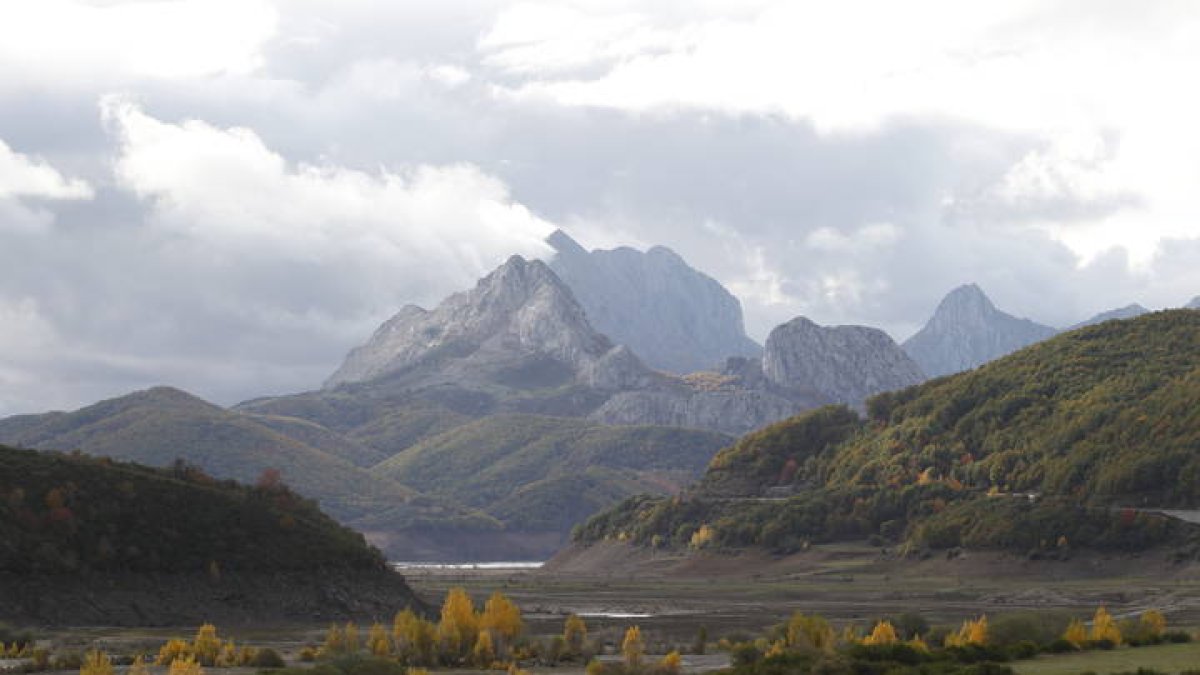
936;283;997;314
545;229;589;258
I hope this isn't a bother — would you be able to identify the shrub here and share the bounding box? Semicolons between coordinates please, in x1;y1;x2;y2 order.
1043;639;1077;654
730;642;762;667
250;649;285;669
1162;630;1192;643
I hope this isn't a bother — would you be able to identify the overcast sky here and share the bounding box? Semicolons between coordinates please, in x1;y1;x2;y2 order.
1;0;1199;415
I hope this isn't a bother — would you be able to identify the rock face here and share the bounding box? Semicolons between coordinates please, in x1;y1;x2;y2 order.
326;255;651;390
547;229;761;373
763;317;925;407
902;284;1058;377
1068;303;1149;331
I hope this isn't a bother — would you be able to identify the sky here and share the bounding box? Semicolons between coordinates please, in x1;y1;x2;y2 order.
1;0;1199;415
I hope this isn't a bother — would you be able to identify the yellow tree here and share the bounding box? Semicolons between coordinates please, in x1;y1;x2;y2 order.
657;651;682;674
1063;619;1087;648
438;588;480;660
1140;610;1166;637
907;636;930;653
1089;607;1121;645
966;616;988;645
191;624;222;666
563;614;588;655
167;656;204;675
621;626;644;669
480;591;523;656
394;611;437;666
472;630;495;667
128;656;149;675
862;621;898;646
784;613;835;652
322;623;346;655
367;623;392;657
345;623;361;653
156;640;191;666
80;651;114;675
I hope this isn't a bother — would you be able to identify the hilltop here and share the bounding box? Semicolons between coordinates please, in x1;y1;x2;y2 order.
0;445;425;625
571;311;1200;563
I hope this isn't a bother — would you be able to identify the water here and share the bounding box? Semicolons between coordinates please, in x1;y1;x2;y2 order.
391;561;544;571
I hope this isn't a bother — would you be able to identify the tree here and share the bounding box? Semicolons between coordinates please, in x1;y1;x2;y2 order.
156;639;191;666
622;626;644;669
80;651;114;675
480;591;523;656
345;622;361;653
128;656;149;675
784;613;835;652
1063;619;1087;648
394;610;437;666
438;588;480;660
322;623;346;656
863;621;898;646
191;624;222;666
367;623;392;657
472;630;495;667
945;616;987;647
657;651;681;674
167;656;204;675
690;525;715;549
1140;609;1166;637
563;614;588;655
1089;607;1121;645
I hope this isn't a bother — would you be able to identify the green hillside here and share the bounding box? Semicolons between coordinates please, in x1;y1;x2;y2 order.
0;387;497;535
576;310;1200;554
375;414;732;532
0;444;384;573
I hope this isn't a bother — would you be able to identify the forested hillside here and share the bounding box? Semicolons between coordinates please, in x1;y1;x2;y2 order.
576;310;1200;554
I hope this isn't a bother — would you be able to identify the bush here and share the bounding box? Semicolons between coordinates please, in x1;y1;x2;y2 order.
1162;630;1192;643
1043;639;1077;654
52;653;84;670
1003;641;1039;660
1086;638;1116;650
250;649;285;669
730;642;762;667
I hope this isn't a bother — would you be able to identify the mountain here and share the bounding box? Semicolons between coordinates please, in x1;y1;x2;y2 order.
0;387;498;538
573;310;1200;559
326;255;650;392
547;229;761;374
1187;296;1200;309
1068;303;1149;330
0;444;424;625
762;317;925;408
902;284;1058;377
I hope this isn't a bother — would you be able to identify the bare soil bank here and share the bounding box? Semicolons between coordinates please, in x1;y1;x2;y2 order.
0;569;428;627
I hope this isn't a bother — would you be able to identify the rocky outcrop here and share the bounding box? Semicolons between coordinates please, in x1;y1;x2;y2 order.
326;255;651;391
902;284;1058;377
590;388;815;437
547;230;761;374
763;317;925;407
1067;303;1149;331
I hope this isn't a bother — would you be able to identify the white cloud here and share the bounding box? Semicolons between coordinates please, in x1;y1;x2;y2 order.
102;98;555;276
482;1;1200;266
0;0;276;89
0;139;93;201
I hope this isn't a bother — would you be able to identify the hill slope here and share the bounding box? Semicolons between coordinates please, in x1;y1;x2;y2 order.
575;311;1200;556
0;387;498;541
0;445;424;625
374;415;731;532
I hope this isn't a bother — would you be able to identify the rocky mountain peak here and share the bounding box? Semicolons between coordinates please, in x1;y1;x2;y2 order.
902;284;1057;378
763;316;925;408
325;255;620;388
1068;303;1149;331
547;229;761;374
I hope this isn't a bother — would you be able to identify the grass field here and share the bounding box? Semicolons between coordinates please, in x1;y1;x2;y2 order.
1016;642;1200;675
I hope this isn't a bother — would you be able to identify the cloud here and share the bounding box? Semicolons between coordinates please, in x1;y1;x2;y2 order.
0;101;556;415
483;1;1200;267
0;0;276;90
